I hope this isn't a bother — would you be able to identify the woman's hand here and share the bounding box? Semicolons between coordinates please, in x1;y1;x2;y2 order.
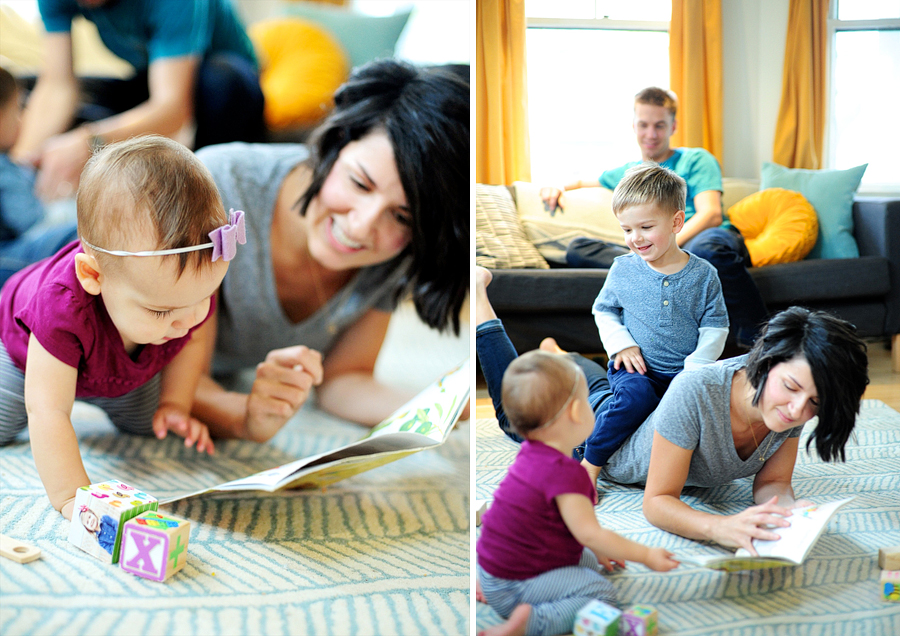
710;496;793;556
245;346;324;441
152;403;215;455
34;128;92;201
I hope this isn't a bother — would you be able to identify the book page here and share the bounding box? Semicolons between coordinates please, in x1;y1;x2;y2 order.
735;497;855;563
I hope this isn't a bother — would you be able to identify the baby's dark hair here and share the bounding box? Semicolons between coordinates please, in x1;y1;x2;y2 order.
612;162;686;216
744;306;869;462
77;135;227;277
0;66;17;109
501;351;580;437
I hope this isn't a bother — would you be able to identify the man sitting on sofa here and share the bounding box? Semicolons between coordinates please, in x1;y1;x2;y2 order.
540;87;767;349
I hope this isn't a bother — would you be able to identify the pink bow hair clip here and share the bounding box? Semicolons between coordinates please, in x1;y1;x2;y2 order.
209;209;247;262
81;209;247;262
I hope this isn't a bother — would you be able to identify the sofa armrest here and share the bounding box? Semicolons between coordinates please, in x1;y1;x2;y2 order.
854;197;900;334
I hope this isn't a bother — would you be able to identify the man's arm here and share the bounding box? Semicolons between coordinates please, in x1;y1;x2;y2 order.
29;55;197;200
677;189;723;245
11;32;78;162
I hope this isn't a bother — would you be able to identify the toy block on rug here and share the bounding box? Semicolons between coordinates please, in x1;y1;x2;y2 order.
574;599;621;636
878;545;900;570
120;511;190;582
475;500;489;526
883;570;900;602
67;481;157;564
620;605;658;636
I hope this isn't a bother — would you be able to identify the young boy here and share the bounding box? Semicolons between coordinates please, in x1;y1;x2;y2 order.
582;163;729;484
477;350;678;636
0;135;245;519
0;65;78;286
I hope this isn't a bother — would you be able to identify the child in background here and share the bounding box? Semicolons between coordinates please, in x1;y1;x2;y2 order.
0;135;243;519
582;163;729;484
476;350;678;636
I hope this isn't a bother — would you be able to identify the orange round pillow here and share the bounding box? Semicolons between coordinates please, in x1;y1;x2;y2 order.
249;18;350;130
727;188;819;267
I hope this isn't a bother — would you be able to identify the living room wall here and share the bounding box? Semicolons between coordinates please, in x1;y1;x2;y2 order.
722;0;789;180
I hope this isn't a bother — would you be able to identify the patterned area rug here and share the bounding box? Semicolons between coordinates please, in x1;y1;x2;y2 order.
0;304;470;636
476;399;900;636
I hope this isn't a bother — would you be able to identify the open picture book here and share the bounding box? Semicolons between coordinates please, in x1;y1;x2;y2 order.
161;359;470;504
676;497;855;572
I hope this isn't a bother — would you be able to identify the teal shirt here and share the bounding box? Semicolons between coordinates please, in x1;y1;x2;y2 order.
599;147;729;229
38;0;257;71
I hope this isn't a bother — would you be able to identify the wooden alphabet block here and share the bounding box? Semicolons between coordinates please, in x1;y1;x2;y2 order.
620;605;658;636
574;599;621;636
120;511;190;582
67;481;157;564
475;499;489;526
882;570;900;602
878;545;900;570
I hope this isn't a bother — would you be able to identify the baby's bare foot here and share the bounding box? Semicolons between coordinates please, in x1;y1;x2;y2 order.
479;604;530;636
476;576;485;603
539;337;567;354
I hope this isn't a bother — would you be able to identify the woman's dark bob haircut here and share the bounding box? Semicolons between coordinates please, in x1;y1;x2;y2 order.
298;59;469;335
744;306;869;462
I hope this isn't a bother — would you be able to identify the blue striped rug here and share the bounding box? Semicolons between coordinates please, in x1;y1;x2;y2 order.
0;306;470;636
476;399;900;636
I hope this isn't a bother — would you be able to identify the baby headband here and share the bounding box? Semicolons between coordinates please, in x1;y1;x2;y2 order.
535;365;581;431
82;209;246;262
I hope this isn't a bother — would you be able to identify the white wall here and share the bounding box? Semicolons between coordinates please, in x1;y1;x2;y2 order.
721;0;789;179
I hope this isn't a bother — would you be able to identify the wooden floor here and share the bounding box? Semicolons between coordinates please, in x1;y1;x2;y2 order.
475;338;900;417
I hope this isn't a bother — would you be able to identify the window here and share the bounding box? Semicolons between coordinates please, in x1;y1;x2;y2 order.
525;1;670;184
828;1;900;192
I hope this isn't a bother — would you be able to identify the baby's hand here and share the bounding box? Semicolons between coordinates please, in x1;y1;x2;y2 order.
596;555;626;572
613;347;646;374
645;547;679;572
152;404;215;455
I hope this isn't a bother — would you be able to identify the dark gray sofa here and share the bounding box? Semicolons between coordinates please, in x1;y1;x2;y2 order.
486;197;900;366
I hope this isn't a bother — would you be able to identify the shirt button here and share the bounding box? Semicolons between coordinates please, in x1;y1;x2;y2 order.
327;323;338;334
663;281;669;287
663;300;669;306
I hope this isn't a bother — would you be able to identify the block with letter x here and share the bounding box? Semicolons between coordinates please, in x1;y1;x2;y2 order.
119;511;190;582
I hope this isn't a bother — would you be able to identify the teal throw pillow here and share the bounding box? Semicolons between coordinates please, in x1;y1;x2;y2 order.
281;3;411;69
759;162;867;260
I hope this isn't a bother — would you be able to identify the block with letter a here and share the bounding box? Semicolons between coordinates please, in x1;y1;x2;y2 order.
119;511;190;582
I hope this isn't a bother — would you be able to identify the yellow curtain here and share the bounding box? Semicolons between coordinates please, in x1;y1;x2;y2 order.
773;0;828;169
669;0;724;169
476;0;530;185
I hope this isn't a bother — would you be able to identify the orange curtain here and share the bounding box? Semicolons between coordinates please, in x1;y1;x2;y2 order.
669;0;724;168
773;0;828;169
476;0;530;185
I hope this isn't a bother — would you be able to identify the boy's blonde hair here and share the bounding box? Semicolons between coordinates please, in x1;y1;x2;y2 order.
634;86;678;118
611;162;686;217
501;351;580;437
77;135;227;276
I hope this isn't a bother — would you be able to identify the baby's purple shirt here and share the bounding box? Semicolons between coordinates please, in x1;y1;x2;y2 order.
0;240;215;398
477;439;597;580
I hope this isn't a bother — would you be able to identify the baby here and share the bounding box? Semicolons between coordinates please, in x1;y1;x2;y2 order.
0;135;244;519
476;350;678;636
582;162;728;483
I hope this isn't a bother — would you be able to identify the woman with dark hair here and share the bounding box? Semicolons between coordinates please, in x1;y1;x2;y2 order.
190;60;469;440
475;267;869;555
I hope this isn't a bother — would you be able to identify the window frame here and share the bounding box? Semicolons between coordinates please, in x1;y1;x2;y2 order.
826;8;900;194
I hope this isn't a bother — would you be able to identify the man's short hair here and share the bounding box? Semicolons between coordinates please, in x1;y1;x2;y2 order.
634;87;678;118
612;162;686;216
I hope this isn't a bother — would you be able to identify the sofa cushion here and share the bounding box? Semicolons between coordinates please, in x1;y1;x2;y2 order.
760;162;867;260
749;256;889;304
728;188;818;266
249;18;349;130
476;184;549;269
513;181;624;264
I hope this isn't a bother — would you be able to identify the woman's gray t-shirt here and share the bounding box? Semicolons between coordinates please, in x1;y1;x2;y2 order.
601;355;804;488
196;143;407;375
